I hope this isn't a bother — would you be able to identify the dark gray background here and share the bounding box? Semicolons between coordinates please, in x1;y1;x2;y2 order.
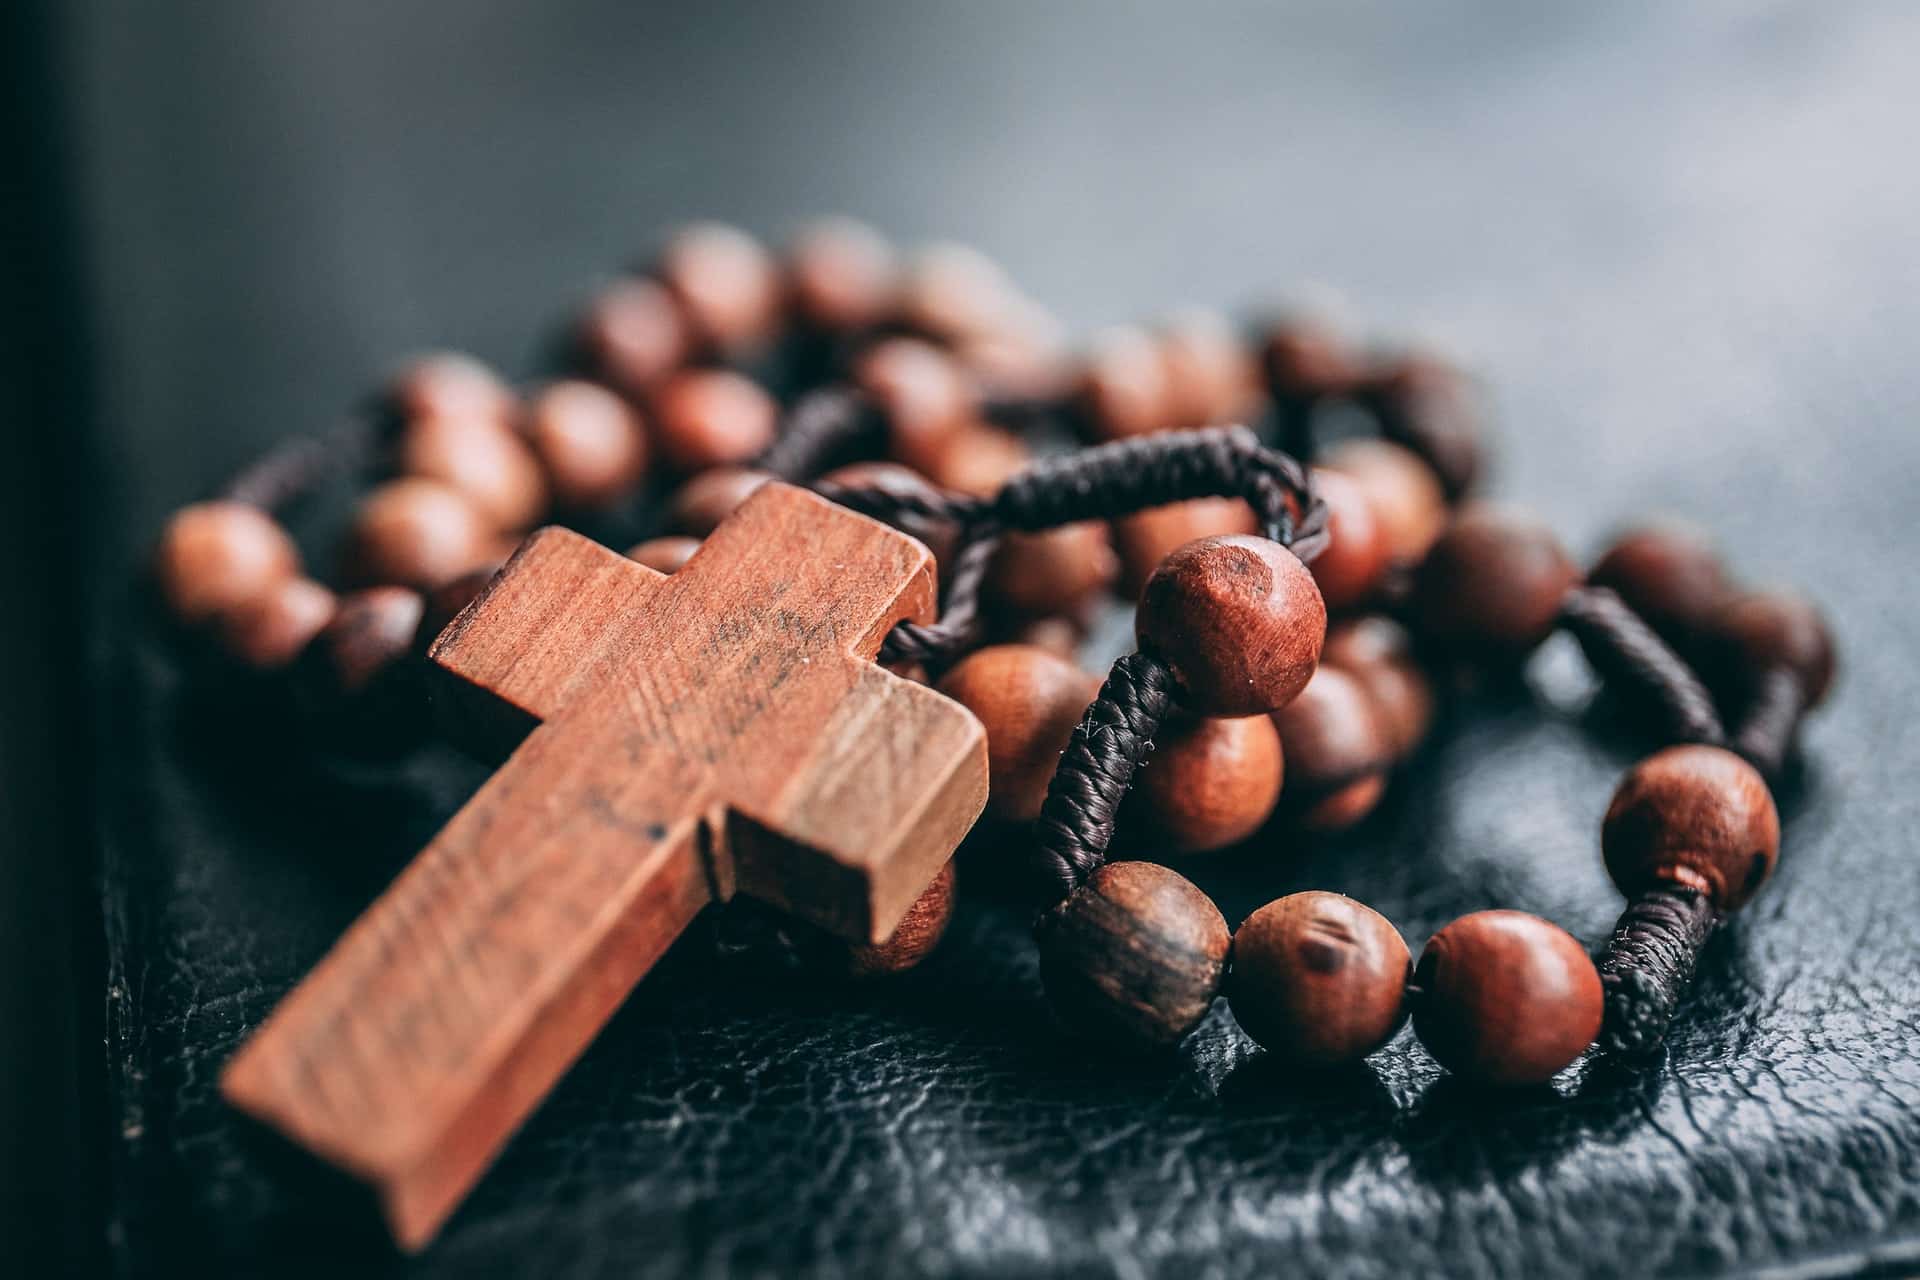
7;1;1920;1274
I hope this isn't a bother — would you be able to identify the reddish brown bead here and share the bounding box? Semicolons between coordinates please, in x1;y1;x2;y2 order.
899;242;1015;341
1262;317;1364;400
1110;498;1260;599
1360;353;1485;497
666;466;772;537
1131;713;1284;853
787;217;897;332
1412;911;1603;1086
576;277;690;395
387;352;515;427
955;323;1072;403
1602;745;1780;911
154;500;302;626
1321;617;1433;758
1414;503;1579;656
346;478;501;591
1707;590;1836;707
651;370;778;473
293;585;429;747
984;521;1119;620
1321;438;1447;565
396;412;548;530
1077;326;1174;441
1228;892;1410;1066
625;536;703;575
838;861;955;978
936;645;1100;822
1588;522;1733;641
524;380;650;509
656;222;782;351
1137;535;1327;717
1158;309;1258;428
1004;615;1084;659
1270;665;1393;830
854;337;976;472
1036;860;1230;1048
920;422;1030;497
1306;467;1390;611
216;577;336;670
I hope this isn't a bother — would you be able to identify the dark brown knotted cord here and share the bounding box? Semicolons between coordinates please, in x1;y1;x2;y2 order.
753;387;882;482
1558;585;1727;747
1730;667;1806;780
1596;885;1721;1055
220;406;384;512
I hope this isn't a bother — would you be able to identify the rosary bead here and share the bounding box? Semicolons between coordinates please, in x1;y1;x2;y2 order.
1131;712;1284;853
524;380;650;509
922;422;1030;497
1110;497;1259;599
900;242;1016;342
293;586;428;746
387;352;516;427
154;500;302;626
788;217;897;333
1077;325;1174;441
839;861;955;977
1270;665;1391;829
985;521;1119;620
1262;316;1363;400
1158;308;1258;428
1005;615;1083;659
346;478;502;591
1602;744;1780;911
1588;522;1733;642
216;577;336;670
854;337;976;472
936;645;1099;822
625;536;702;575
1036;860;1230;1048
396;411;548;531
656;222;782;351
576;277;690;395
1136;535;1327;718
1359;354;1484;498
1707;589;1836;707
651;369;779;472
1413;503;1579;656
1321;617;1433;758
666;466;771;537
1321;438;1447;565
1411;910;1603;1086
1306;468;1390;611
1228;892;1410;1066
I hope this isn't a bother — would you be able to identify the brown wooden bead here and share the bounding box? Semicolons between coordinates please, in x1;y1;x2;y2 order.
576;277;690;395
396;411;548;531
1602;744;1780;911
1131;713;1284;853
921;421;1030;497
855;337;976;472
1158;308;1258;428
625;536;702;575
293;585;429;747
1360;353;1485;497
936;644;1099;822
1321;617;1433;758
1321;438;1447;565
1110;497;1259;599
985;521;1119;620
154;500;302;626
838;860;956;978
1708;589;1836;707
1077;326;1174;441
788;218;896;332
899;242;1015;341
346;478;501;591
1137;535;1327;717
1035;860;1230;1048
955;324;1072;403
1411;910;1603;1086
1589;522;1734;642
1414;502;1579;655
666;466;772;537
216;577;336;670
651;370;778;473
1228;892;1410;1066
1004;614;1084;659
1262;317;1364;400
1306;467;1390;611
1270;665;1392;830
387;352;515;428
524;380;650;509
656;222;782;350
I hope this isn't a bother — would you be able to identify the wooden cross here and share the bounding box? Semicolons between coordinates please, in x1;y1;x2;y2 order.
221;482;988;1250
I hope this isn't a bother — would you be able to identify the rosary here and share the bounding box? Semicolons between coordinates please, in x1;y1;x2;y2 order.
151;221;1834;1249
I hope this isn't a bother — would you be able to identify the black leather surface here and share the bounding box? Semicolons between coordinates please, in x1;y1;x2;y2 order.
81;3;1920;1276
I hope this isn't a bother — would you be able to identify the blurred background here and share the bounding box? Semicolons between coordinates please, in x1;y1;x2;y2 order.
6;1;1918;1272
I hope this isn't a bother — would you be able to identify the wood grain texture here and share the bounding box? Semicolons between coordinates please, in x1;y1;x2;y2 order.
221;482;987;1250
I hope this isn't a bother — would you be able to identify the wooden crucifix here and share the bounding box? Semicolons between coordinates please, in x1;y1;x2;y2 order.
221;482;988;1250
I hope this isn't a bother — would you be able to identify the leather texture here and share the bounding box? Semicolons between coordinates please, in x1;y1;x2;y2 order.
83;3;1920;1276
